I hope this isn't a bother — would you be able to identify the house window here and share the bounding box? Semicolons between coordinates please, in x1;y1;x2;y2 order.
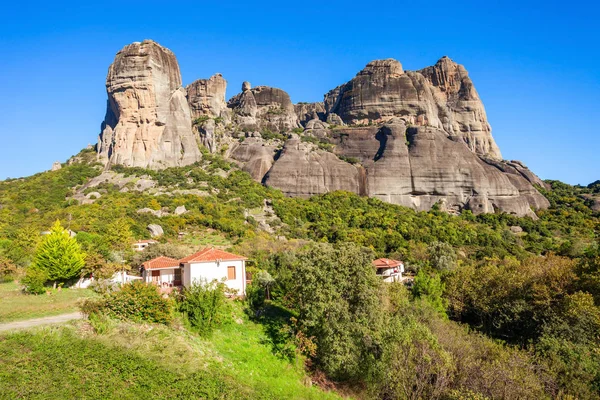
227;266;236;280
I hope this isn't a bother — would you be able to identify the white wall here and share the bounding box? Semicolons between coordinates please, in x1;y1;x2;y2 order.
184;260;246;296
144;269;178;285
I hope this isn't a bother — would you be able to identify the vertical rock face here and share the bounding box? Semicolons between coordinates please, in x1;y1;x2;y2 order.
324;57;501;159
186;74;229;119
263;138;361;197
97;40;201;169
186;74;230;152
294;102;326;126
227;84;300;132
418;56;501;159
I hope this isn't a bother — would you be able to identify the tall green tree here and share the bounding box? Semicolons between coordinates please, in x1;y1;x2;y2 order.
32;221;85;286
287;242;384;381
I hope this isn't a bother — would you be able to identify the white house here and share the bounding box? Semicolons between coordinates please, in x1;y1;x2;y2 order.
179;248;248;296
372;258;404;283
140;256;182;288
133;239;159;252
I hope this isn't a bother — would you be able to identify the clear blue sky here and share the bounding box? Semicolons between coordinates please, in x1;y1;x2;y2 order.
0;0;598;185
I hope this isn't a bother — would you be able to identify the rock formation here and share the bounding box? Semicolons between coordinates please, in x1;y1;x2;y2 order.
97;40;201;168
263;137;362;197
324;57;501;159
263;120;548;217
227;83;300;132
186;74;229;119
295;102;326;126
186;74;230;152
95;40;549;217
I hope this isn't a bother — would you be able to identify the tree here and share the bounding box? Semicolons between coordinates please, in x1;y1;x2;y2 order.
412;270;447;316
286;242;384;381
428;241;457;272
102;218;133;252
32;221;85;287
255;270;275;300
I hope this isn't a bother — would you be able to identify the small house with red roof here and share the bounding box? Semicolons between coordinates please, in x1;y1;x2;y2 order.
180;248;248;296
372;258;404;283
140;256;182;287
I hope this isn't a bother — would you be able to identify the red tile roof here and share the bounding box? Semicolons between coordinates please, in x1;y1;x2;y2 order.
372;258;403;269
141;256;180;270
179;248;247;263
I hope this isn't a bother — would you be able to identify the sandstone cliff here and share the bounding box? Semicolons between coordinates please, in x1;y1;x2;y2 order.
95;40;549;217
186;74;230;152
97;40;200;168
324;57;501;159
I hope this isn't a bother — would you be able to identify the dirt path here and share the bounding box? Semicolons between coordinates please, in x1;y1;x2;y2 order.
0;312;83;332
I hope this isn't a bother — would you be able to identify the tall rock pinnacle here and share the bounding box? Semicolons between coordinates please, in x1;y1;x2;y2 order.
97;40;201;169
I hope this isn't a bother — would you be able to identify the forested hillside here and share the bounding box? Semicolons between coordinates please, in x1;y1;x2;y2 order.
0;150;599;399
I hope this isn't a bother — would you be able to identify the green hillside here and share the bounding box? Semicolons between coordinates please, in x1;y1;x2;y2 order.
0;149;599;399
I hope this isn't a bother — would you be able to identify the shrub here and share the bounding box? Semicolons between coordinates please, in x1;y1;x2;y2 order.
176;280;230;336
22;266;48;294
260;129;286;141
0;255;19;282
101;281;173;324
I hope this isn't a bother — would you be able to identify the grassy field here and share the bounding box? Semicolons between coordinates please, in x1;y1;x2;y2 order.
0;303;344;399
0;281;96;323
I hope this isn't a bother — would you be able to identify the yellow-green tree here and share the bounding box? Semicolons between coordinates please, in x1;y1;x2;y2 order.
32;221;85;287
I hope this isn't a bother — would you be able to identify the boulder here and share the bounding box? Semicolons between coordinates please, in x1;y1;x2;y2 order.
147;224;164;237
229;137;278;182
510;226;524;233
174;205;187;215
51;162;62;171
97;40;201;169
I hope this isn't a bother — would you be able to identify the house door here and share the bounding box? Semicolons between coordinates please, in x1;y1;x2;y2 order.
173;268;182;286
151;270;160;284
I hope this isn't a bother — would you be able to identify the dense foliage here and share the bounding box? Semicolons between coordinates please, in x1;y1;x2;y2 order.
176;280;230;336
82;281;173;325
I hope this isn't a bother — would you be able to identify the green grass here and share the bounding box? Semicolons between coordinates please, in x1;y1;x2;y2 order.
0;303;344;399
182;230;232;248
0;281;96;323
210;304;341;399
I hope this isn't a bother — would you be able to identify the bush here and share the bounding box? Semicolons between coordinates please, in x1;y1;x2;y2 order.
22;266;48;294
176;280;230;336
0;255;19;282
87;281;173;325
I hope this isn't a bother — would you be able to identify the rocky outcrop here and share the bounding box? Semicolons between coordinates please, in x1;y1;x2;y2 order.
263;137;362;197
97;40;201;169
94;41;549;217
263;122;548;217
295;102;326;126
186;74;230;153
229;137;278;182
228;83;300;132
324;57;501;159
186;74;229;119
